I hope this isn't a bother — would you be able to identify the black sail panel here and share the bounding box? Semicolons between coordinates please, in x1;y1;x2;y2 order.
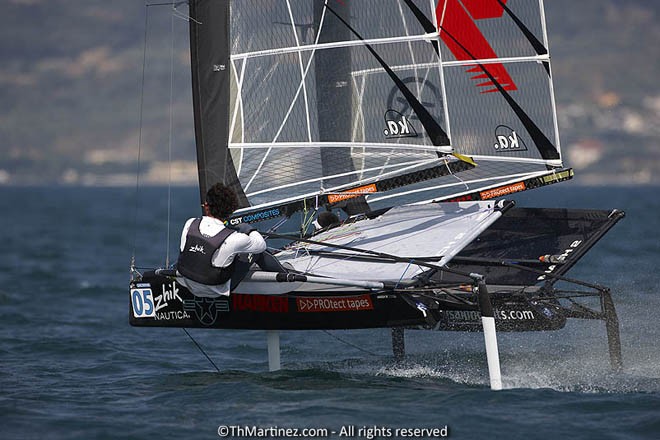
189;0;249;208
441;208;625;286
314;1;354;187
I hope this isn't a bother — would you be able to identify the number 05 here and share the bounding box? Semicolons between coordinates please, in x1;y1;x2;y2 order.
131;288;155;318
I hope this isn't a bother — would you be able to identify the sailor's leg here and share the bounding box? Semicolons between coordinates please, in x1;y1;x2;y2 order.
254;251;287;272
229;259;252;290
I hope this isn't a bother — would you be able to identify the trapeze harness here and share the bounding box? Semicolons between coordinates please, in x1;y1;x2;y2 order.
177;218;236;285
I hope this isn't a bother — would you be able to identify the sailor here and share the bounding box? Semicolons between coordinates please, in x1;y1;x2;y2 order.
176;182;266;297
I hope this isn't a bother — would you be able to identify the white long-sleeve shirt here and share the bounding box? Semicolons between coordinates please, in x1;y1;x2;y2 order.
177;216;267;297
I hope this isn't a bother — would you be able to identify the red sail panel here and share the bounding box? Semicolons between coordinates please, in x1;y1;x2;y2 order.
461;0;506;20
436;0;516;93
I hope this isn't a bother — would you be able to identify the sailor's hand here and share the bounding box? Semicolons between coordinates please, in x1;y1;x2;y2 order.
237;223;255;234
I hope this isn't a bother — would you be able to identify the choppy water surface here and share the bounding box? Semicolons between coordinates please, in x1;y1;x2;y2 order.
1;186;659;439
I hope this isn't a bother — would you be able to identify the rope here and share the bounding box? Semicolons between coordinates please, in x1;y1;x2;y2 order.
300;199;318;236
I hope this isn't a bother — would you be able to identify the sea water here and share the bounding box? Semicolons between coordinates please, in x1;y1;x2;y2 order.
1;185;659;439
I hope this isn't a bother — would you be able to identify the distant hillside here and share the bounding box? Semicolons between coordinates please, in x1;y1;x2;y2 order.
548;0;660;104
0;0;658;185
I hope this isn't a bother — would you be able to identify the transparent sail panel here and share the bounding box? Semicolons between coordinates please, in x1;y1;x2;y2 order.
437;0;548;62
277;201;503;281
229;0;450;207
236;145;440;203
444;60;559;161
232;0;440;52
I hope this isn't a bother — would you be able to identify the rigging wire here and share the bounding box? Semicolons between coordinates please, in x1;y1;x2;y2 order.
182;328;221;373
322;330;379;357
141;3;218;374
394;259;415;289
165;6;176;268
443;157;470;191
133;2;185;270
131;5;151;266
172;1;200;23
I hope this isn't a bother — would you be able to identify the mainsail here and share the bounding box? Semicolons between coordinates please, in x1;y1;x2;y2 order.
187;0;566;221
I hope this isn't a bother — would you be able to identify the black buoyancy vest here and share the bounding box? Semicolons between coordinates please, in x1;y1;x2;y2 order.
176;218;236;285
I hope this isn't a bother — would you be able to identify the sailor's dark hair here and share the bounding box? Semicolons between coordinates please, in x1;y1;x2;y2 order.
317;211;340;228
205;183;238;219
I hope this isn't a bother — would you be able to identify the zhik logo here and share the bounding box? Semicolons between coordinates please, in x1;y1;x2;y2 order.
188;244;206;254
383;110;418;139
493;125;527;152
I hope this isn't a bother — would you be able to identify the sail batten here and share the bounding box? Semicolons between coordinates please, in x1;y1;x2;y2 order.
229;141;451;153
443;54;549;67
231;33;440;60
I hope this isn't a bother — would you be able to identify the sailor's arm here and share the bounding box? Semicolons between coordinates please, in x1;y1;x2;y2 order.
238;230;267;254
179;217;196;251
213;228;267;267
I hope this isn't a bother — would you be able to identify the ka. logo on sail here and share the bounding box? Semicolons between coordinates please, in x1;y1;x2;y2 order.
493;125;527;152
383;110;418;139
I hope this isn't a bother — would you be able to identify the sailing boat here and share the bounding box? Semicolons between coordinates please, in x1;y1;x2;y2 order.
129;0;624;388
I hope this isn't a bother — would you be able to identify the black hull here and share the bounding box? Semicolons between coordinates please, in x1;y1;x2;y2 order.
129;270;622;369
131;273;425;330
129;273;568;332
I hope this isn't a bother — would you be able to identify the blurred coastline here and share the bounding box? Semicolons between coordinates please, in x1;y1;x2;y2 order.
0;0;658;187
